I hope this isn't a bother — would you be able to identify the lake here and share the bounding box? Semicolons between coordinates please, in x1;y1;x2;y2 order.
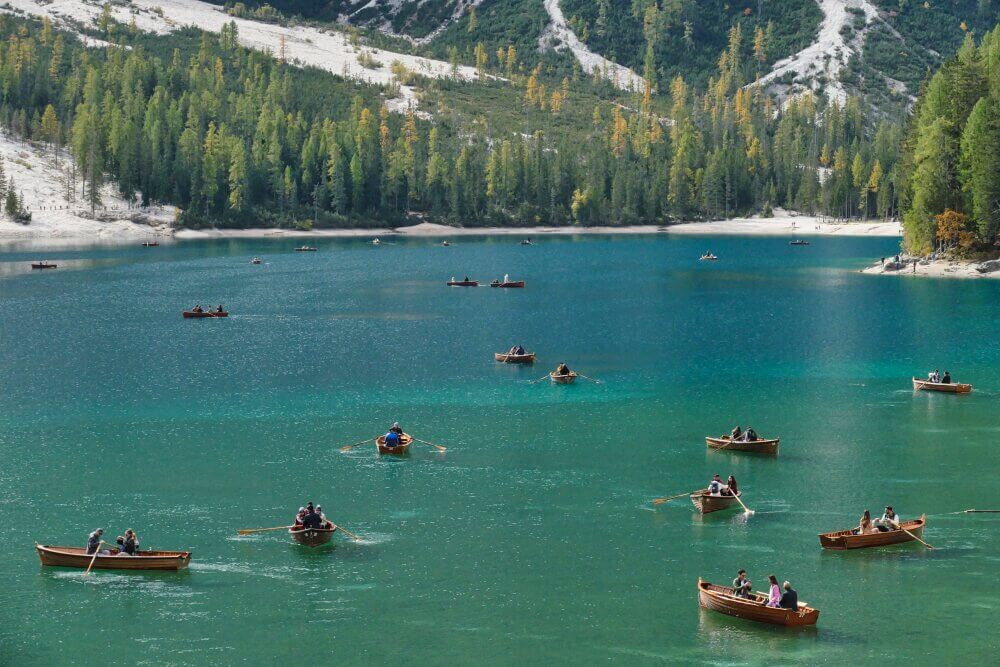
0;234;997;664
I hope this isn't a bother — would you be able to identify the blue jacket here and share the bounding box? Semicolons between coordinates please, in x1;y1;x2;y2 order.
385;431;400;447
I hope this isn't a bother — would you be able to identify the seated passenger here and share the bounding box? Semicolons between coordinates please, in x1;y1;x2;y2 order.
732;570;752;598
778;581;798;610
384;430;401;448
708;474;724;495
730;425;742;440
941;371;952;384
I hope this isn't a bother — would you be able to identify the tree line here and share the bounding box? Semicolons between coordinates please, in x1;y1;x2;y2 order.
0;14;901;229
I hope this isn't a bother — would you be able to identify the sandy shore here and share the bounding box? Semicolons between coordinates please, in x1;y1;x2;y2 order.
664;217;902;236
861;257;1000;279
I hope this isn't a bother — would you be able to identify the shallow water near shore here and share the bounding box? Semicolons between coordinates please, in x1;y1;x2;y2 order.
0;234;997;664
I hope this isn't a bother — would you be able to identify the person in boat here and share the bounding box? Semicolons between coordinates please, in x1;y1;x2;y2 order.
730;425;742;440
302;505;323;529
384;429;401;449
503;273;510;284
216;304;224;313
555;363;571;376
464;276;470;282
292;507;306;529
732;570;752;598
508;345;519;356
316;505;333;530
390;422;403;436
515;344;525;355
764;574;781;608
723;475;738;497
743;427;758;442
874;506;900;532
86;528;105;555
941;371;952;384
117;529;139;556
708;474;724;495
192;304;203;314
779;581;798;610
854;509;874;535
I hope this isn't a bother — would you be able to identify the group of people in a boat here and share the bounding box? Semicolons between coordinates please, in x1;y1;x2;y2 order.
728;425;759;442
854;506;901;535
708;474;739;496
190;304;225;314
86;528;140;556
383;422;405;448
553;362;572;377
925;370;953;384
292;502;334;530
732;570;798;609
506;344;527;356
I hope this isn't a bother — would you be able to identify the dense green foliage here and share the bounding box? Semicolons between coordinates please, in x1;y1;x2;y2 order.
899;27;1000;255
559;0;822;90
0;13;900;229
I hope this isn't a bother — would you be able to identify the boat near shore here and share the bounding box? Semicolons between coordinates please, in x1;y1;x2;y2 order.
697;579;819;627
818;515;926;550
35;545;191;571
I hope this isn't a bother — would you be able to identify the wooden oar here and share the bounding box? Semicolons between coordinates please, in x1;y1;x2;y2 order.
528;374;550;384
576;374;602;384
732;492;753;514
652;490;700;505
84;542;105;576
897;524;934;549
237;525;293;535
964;509;1000;513
333;524;361;541
413;437;447;452
339;437;376;452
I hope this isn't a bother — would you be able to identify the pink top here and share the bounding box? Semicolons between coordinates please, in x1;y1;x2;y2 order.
768;584;781;607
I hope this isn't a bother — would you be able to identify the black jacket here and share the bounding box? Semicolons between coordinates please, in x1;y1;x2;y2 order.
779;588;798;610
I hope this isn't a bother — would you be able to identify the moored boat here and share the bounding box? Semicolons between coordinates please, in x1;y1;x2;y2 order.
520;240;532;245
141;241;159;247
447;280;479;287
690;489;743;514
705;435;779;455
912;377;972;393
294;246;318;252
31;262;57;269
697;579;819;627
818;515;926;550
490;280;526;288
789;240;810;246
494;352;536;364
35;544;191;571
289;526;337;547
549;371;577;384
183;310;229;318
376;432;412;455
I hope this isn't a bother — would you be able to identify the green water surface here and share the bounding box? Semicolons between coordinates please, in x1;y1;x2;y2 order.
0;235;997;665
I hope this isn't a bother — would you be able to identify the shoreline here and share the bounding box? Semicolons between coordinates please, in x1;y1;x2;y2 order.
860;257;1000;280
0;216;904;247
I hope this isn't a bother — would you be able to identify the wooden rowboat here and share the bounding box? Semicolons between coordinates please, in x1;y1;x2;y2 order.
141;241;159;247
447;280;479;287
789;240;810;246
699;254;718;261
490;280;525;288
294;246;318;252
690;489;742;514
183;311;228;318
289;525;337;547
35;545;191;571
705;435;779;455
818;515;926;550
495;352;536;364
912;377;972;393
698;579;819;627
376;432;412;455
31;262;57;269
550;371;577;384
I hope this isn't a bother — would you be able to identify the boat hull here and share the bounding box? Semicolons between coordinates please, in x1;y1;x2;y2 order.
550;372;577;384
289;526;336;547
705;436;779;455
36;545;190;571
294;247;318;252
490;281;525;288
690;490;741;514
495;352;536;364
447;281;479;287
818;515;926;550
31;263;57;269
183;311;229;318
698;580;818;627
376;433;413;455
912;378;972;393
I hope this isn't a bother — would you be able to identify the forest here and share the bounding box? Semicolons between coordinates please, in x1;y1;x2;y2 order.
0;12;903;229
899;27;1000;256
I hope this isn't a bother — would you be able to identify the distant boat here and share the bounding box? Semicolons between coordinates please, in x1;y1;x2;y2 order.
705;435;779;455
690;489;743;514
494;351;536;364
697;579;819;627
250;257;262;264
447;279;478;287
549;371;577;384
289;526;337;547
912;377;972;393
442;240;451;247
490;280;525;288
35;544;190;571
372;238;381;246
30;262;57;270
183;310;228;318
700;253;718;261
294;246;318;252
789;240;810;246
520;239;533;245
141;241;159;247
818;515;927;550
376;433;412;455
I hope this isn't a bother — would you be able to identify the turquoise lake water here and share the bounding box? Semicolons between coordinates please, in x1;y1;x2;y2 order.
0;234;997;665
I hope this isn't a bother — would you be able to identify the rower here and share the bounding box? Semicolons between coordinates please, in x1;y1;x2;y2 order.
302;505;323;529
508;345;519;356
86;528;105;555
193;304;203;313
942;371;952;384
730;425;742;440
216;304;224;313
555;362;571;376
390;422;403;436
874;506;899;532
724;475;738;496
464;276;470;282
708;474;724;495
732;569;752;598
515;344;525;355
744;427;758;442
